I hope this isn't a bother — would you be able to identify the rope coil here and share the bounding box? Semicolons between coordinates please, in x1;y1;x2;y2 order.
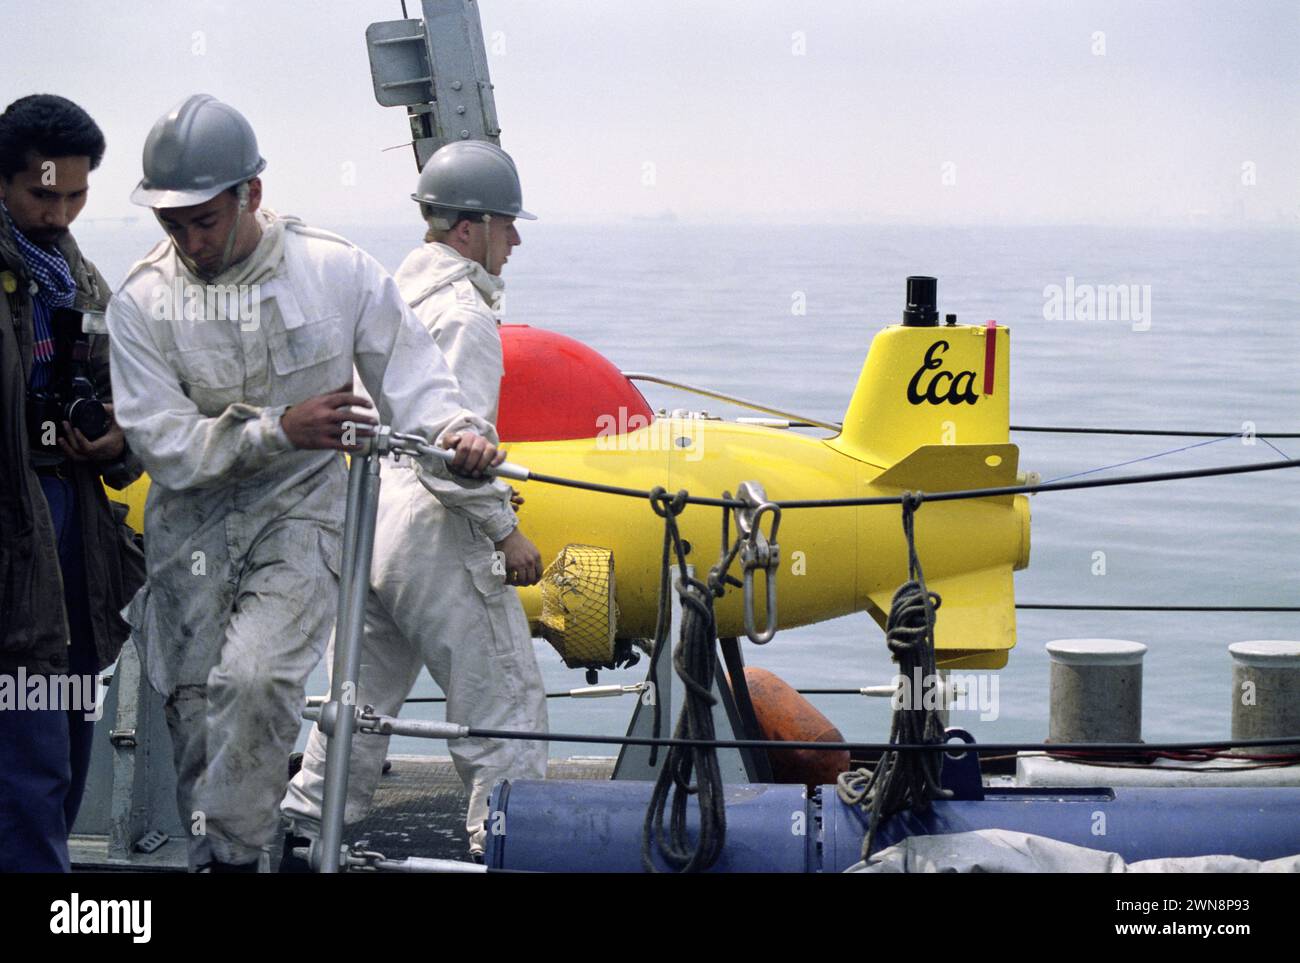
640;487;731;873
837;492;953;860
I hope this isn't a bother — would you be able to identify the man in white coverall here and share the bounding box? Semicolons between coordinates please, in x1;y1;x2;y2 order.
106;96;505;872
282;140;548;860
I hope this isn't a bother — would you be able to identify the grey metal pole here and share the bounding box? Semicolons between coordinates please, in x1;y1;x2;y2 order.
317;453;384;872
330;452;368;681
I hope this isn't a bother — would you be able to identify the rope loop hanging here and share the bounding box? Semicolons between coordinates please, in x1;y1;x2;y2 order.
837;490;953;861
640;487;734;872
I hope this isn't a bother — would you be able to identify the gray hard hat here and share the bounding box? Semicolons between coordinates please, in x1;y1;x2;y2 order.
130;94;267;208
411;140;536;221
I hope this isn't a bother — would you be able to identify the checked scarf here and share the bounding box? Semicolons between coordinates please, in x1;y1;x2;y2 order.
2;202;77;389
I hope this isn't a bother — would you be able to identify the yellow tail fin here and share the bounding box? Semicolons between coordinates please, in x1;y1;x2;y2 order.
868;564;1018;670
829;321;1010;468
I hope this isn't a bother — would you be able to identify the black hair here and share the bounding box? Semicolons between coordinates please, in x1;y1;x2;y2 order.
0;94;106;180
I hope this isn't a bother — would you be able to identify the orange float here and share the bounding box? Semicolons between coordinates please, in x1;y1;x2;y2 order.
739;666;851;787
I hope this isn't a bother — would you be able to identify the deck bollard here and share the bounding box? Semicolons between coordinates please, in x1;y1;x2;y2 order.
1045;638;1147;744
1229;641;1300;757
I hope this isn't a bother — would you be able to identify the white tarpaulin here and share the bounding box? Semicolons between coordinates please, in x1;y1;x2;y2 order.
848;830;1300;873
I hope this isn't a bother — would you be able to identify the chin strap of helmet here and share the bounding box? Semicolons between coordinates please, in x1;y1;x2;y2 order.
481;211;497;275
215;182;252;276
157;181;251;280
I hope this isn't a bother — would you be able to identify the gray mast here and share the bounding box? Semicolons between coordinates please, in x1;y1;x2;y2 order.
365;0;502;169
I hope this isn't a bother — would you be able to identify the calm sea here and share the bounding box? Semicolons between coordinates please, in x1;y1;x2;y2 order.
78;220;1300;757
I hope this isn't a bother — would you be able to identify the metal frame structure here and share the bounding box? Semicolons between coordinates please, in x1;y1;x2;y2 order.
306;426;531;873
365;0;502;170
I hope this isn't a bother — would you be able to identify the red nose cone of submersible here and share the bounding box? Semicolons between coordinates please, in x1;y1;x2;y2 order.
496;324;655;442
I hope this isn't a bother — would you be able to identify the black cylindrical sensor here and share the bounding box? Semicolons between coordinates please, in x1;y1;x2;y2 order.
902;275;939;327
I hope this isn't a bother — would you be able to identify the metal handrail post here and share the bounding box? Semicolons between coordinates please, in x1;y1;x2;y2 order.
328;453;368;705
317;451;384;873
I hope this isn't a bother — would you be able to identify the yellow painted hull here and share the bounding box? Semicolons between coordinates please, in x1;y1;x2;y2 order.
510;418;1028;669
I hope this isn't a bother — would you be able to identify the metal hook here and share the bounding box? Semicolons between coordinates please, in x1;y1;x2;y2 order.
733;481;781;644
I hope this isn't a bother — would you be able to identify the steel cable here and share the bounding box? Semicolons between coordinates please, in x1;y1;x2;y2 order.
467;724;1300;756
1012;425;1299;438
523;455;1300;511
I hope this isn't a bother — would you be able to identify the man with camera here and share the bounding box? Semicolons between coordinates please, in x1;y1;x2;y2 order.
0;94;145;872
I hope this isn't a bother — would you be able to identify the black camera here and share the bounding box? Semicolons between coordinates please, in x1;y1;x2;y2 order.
26;308;112;454
27;377;111;447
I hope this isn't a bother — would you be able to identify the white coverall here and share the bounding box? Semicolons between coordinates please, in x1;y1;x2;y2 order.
107;214;500;869
282;241;548;854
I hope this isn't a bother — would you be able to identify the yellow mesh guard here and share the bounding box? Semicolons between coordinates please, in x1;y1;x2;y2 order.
539;544;617;669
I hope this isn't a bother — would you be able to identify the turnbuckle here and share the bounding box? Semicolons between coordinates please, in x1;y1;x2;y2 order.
346;843;388;871
733;480;781;644
389;428;429;461
300;839;387;873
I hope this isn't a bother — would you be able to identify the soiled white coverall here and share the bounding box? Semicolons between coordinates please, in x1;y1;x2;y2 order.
283;241;548;854
107;214;499;868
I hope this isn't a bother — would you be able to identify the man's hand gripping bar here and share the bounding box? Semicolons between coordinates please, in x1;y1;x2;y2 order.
379;426;531;481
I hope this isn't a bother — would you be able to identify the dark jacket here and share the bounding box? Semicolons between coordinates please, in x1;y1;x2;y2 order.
0;217;146;674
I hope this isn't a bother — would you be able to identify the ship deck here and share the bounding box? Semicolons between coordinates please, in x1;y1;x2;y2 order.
302;755;618;866
70;755;617;872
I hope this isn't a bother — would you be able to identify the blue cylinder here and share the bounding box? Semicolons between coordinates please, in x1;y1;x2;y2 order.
822;786;1300;872
486;780;813;872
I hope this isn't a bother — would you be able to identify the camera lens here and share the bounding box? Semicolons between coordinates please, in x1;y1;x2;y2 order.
66;397;111;442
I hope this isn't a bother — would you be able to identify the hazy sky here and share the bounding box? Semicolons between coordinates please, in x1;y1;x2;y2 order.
6;0;1298;226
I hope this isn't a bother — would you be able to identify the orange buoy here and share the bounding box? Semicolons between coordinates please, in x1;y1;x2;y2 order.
739;667;851;787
